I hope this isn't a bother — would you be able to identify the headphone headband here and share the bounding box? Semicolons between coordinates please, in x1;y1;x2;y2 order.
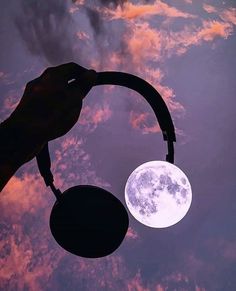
36;70;176;198
95;71;176;163
95;72;176;142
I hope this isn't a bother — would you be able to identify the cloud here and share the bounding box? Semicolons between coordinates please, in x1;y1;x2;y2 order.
124;18;233;67
127;271;149;291
0;223;64;290
15;0;75;65
76;31;90;40
0;172;62;290
125;227;139;240
125;270;206;290
69;6;80;14
197;20;232;41
203;4;236;26
78;103;112;132
203;3;217;14
109;13;233;132
1;91;20;114
72;1;232;122
124;22;162;65
1;1;236;289
156;20;233;57
220;8;236;26
0;173;49;222
0;71;18;86
0;221;131;290
105;0;196;20
72;0;85;5
0;153;230;290
86;7;105;36
51;133;111;188
129;110;161;134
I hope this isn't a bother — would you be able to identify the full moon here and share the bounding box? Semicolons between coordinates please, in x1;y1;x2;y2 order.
125;161;192;228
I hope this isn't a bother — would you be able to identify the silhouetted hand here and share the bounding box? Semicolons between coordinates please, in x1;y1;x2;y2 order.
8;62;96;143
0;63;96;191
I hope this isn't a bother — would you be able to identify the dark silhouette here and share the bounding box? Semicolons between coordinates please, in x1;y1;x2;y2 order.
50;185;129;258
0;62;176;258
36;67;176;258
0;63;96;191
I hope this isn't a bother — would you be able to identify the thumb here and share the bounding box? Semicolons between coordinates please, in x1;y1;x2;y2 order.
68;69;97;100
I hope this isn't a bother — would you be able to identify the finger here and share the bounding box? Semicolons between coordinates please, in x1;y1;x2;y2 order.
23;77;42;93
67;70;97;100
41;62;88;85
54;62;88;80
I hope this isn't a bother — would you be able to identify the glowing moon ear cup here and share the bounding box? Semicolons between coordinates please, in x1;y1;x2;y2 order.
50;185;129;258
125;161;192;228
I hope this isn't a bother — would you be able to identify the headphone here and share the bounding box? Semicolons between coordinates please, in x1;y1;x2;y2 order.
36;70;176;258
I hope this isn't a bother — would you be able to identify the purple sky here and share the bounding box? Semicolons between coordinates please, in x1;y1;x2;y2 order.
0;0;236;290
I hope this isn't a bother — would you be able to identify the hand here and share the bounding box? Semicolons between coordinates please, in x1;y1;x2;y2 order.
0;63;97;191
7;62;96;144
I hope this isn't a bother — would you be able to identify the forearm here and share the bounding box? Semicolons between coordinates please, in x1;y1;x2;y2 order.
0;118;44;191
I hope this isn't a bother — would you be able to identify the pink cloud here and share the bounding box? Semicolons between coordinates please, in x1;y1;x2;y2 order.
87;6;233;121
0;226;64;290
197;20;232;41
106;0;196;20
124;17;232;64
71;0;84;6
0;71;15;85
121;18;232;115
158;20;233;57
220;8;236;26
76;31;90;40
203;4;217;14
60;136;81;151
51;134;111;188
125;227;139;240
126;271;205;290
78;103;112;132
129;111;161;134
127;271;149;291
0;219;131;290
87;4;234;124
2;93;19;111
156;284;165;291
0;171;63;290
0;173;49;222
129;111;149;130
69;6;80;14
203;4;236;26
124;22;162;64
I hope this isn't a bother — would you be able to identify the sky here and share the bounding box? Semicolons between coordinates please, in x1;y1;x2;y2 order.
0;0;236;290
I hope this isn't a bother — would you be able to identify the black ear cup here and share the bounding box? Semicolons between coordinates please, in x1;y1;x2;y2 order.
50;185;129;258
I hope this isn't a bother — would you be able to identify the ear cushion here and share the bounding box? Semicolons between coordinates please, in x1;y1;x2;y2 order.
50;185;129;258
